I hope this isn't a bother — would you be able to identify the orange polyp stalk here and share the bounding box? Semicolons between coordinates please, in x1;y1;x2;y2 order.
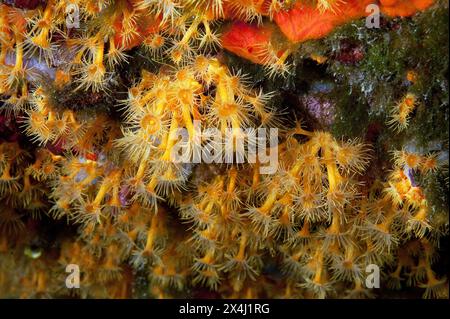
94;39;105;67
377;209;396;233
154;98;166;116
32;27;51;49
0;79;6;95
252;161;260;188
230;290;240;298
118;209;130;223
231;117;242;139
110;184;121;207
54;69;71;87
259;188;279;215
344;245;356;261
163;165;178;183
47;111;56;125
242;93;260;110
353;277;364;291
244;287;255;299
22;171;31;192
424;263;440;285
78;134;95;152
216;75;234;105
73;49;84;64
198;196;210;211
298;220;310;237
144;213;159;252
235;233;248;261
327;209;341;235
134;158;148;181
166;262;177;276
219;119;227;136
93;179;110;206
294;125;314;137
127;228;139;241
42;0;54;21
20;82;28;98
36;271;47;293
192;103;202;121
32;96;45;110
0;44;7;65
273;47;292;66
152;287;165;299
202;17;213;35
392;262;402;278
63;110;77;124
200;249;215;264
200;224;218;241
180;102;195;139
220;203;230;219
291;250;302;262
128;89;143;111
146;175;158;192
202;201;215;217
285;282;293;298
80;221;94;237
128;202;141;216
280;206;291;225
115;278;130;299
0;236;8;253
108;36;117;54
142;66;159;84
255;0;266;8
0;7;7;35
227;167;238;193
161;117;179;161
14;40;24;71
290;154;312;176
278;193;293;206
91;232;102;245
105;220;117;237
324;145;341;192
38;105;50;118
414;204;428;221
57;199;71;210
366;239;376;252
313;251;324;284
406;189;426;209
179;16;202;48
104;253;116;269
209;59;227;78
1;162;12;179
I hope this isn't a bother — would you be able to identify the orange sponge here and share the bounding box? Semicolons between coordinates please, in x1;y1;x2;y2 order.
380;0;434;17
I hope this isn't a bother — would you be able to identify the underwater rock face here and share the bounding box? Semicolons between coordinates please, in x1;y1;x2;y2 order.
334;41;365;65
0;0;448;300
301;95;336;128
